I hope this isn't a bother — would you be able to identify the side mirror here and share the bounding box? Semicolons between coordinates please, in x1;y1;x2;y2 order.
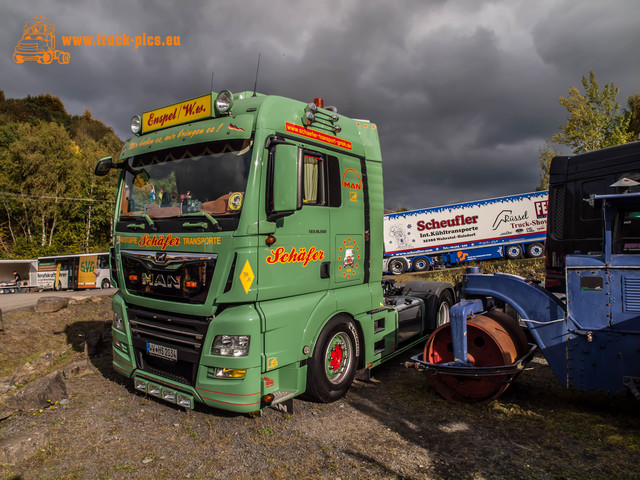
95;156;114;176
271;144;303;217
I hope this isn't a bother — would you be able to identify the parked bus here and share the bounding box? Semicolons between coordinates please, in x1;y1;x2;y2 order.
37;253;111;290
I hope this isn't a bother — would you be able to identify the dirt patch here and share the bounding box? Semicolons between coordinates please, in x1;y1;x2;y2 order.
1;300;639;480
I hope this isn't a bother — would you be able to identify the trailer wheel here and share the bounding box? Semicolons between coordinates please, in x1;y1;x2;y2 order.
505;244;522;260
101;279;111;289
435;290;453;328
305;316;360;403
412;257;431;272
525;242;544;258
388;258;408;275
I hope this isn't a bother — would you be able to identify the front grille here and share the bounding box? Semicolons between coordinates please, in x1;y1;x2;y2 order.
129;307;213;386
122;250;217;304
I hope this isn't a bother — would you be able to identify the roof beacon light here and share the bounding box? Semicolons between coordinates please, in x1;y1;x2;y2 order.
304;100;341;134
215;90;234;114
130;115;142;135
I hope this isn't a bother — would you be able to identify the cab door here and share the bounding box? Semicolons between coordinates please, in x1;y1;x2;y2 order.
257;143;332;301
329;155;365;290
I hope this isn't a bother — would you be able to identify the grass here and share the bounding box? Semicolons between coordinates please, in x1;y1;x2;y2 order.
392;257;545;287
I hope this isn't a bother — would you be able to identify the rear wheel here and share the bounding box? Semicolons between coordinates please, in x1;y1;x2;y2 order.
435;290;453;328
412;257;431;272
56;52;70;64
505;244;523;260
305;316;360;403
101;278;111;289
525;242;544;258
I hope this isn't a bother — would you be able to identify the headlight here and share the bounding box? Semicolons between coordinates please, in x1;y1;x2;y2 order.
211;335;250;357
214;90;233;114
113;312;124;332
130;115;141;135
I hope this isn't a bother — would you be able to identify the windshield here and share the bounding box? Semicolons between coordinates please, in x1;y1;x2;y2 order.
120;139;252;221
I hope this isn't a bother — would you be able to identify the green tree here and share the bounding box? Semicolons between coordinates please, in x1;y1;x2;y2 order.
626;92;640;140
536;140;558;190
0;121;87;253
553;71;635;154
0;92;123;258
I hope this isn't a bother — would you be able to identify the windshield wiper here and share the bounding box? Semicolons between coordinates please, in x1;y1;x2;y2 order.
121;214;157;231
181;212;223;232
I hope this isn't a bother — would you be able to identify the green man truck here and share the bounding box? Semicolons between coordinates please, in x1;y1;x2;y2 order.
95;90;454;413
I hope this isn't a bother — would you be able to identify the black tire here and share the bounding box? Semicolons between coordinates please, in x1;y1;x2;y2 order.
388;257;408;275
305;316;361;403
412;256;431;272
101;278;111;289
435;290;453;328
504;244;523;260
525;242;544;258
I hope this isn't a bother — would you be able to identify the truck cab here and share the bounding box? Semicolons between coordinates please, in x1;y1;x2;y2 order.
97;91;453;412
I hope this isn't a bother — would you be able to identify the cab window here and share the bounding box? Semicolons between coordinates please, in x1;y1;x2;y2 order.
614;210;640;253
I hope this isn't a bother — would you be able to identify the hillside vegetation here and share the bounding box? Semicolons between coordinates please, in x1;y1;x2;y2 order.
0;91;123;258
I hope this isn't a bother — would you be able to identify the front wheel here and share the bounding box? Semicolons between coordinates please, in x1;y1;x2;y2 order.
101;278;111;289
305;316;360;403
388;258;408;275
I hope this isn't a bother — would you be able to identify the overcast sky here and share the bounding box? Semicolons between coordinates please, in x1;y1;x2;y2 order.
2;0;639;210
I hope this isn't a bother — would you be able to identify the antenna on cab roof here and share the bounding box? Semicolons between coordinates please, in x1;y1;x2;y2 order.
252;53;261;97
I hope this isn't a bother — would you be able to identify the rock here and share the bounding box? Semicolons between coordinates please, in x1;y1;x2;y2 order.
0;381;11;395
10;351;58;386
9;363;35;386
63;359;95;378
68;296;91;305
5;371;67;412
0;430;47;464
89;296;103;303
35;297;69;313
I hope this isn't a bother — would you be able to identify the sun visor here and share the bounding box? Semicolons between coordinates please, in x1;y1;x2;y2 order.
120;114;255;160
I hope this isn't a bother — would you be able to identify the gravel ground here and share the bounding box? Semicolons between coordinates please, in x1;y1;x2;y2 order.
1;300;639;480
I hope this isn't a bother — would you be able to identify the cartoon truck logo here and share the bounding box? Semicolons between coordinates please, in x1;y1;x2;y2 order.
13;17;70;65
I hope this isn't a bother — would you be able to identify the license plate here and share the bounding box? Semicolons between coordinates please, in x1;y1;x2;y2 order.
147;342;177;361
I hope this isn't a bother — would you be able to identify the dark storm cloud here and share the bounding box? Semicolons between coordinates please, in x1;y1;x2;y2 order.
2;0;639;210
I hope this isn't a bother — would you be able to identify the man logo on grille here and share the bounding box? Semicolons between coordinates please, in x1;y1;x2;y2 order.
155;252;168;264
